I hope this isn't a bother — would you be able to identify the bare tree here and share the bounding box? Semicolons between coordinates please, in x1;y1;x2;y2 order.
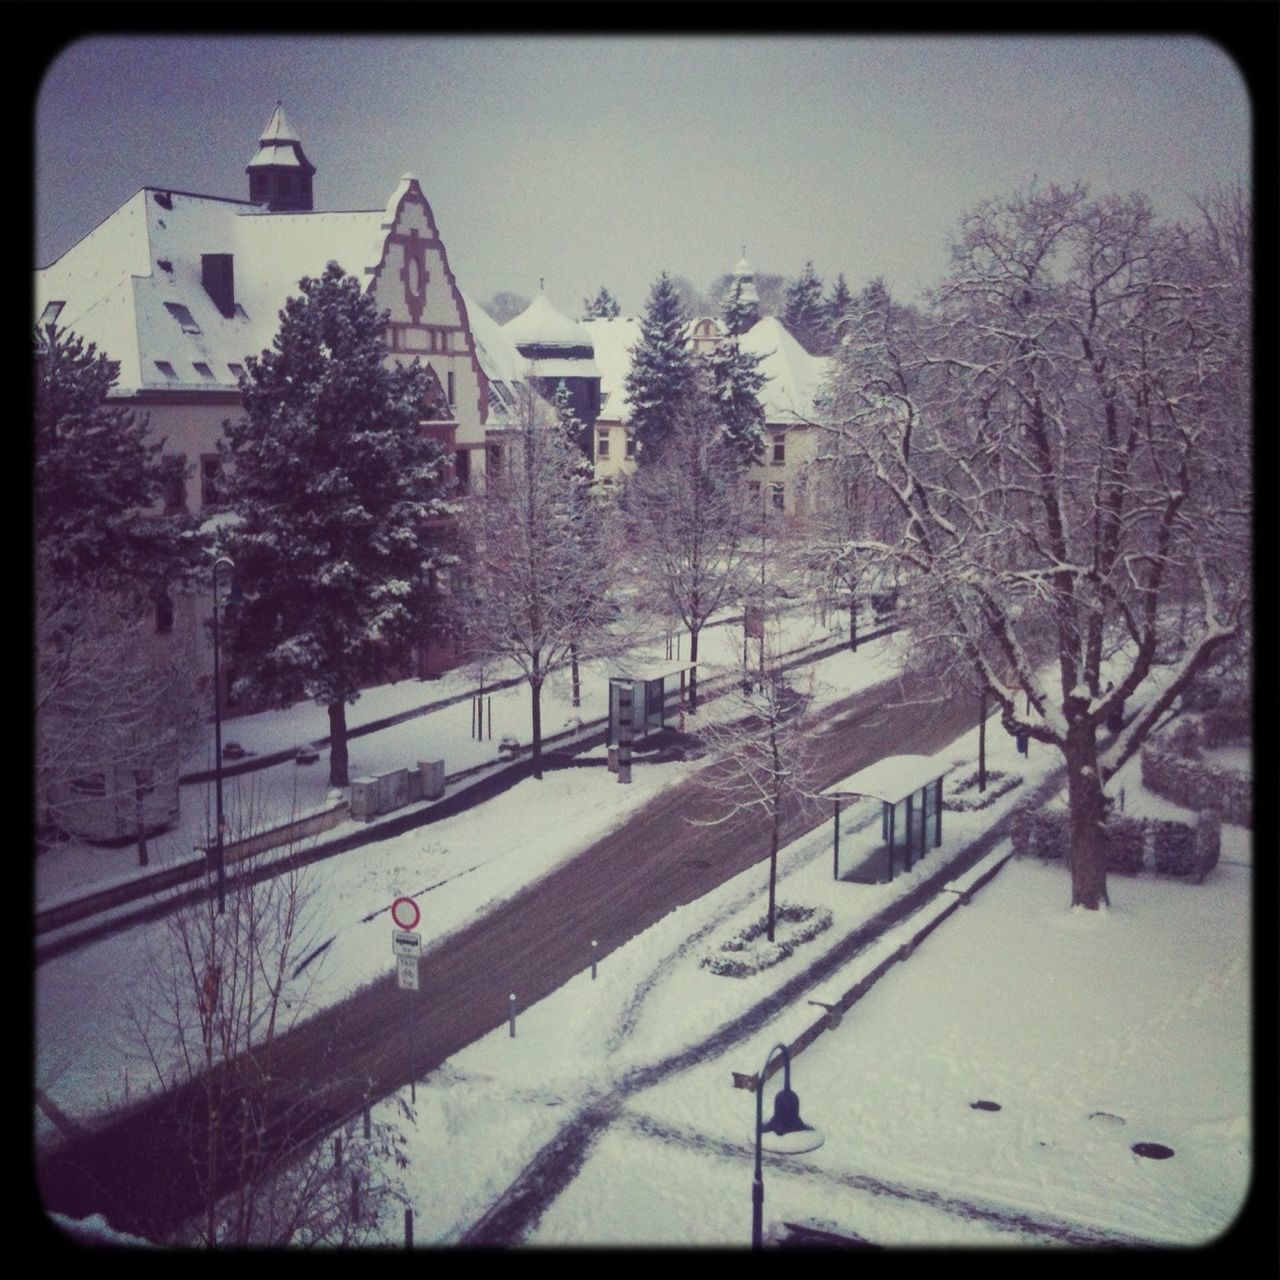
823;184;1251;909
124;855;408;1246
625;400;751;711
691;643;819;942
36;575;203;865
462;384;616;778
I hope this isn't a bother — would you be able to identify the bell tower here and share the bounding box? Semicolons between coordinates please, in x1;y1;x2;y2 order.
246;102;316;212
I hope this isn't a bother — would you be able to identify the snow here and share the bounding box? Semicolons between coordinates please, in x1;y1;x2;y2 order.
37;618;1251;1249
580;315;641;424
503;290;591;350
823;752;949;804
738;315;830;423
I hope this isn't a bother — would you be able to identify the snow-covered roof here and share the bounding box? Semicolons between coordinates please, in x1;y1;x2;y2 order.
247;103;313;172
504;291;591;351
523;356;602;382
580;315;640;424
36;188;386;394
822;754;950;805
611;661;697;683
462;292;529;386
739;315;831;424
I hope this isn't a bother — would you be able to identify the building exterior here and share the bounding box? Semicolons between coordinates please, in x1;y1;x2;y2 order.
35;104;520;686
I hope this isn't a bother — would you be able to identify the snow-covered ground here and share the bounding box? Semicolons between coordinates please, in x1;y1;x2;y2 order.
37;616;1251;1249
338;710;1250;1249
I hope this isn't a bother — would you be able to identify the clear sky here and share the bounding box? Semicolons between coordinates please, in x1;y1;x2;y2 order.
35;33;1250;315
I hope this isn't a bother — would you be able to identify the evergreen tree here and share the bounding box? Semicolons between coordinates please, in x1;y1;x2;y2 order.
720;276;757;338
704;283;769;462
821;272;854;352
623;272;698;464
220;262;452;787
581;286;621;320
35;324;200;598
783;260;826;353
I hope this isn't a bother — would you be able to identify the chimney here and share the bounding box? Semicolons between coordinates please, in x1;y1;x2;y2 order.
202;254;235;318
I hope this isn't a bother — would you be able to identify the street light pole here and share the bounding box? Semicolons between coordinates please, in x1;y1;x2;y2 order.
752;1042;822;1249
212;555;234;915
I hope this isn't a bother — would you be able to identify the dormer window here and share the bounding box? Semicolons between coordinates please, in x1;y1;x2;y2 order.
154;361;178;381
228;362;245;381
163;302;201;334
39;301;64;327
193;362;215;381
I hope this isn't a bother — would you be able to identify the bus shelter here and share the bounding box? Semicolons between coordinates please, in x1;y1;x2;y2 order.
608;661;697;747
822;754;949;884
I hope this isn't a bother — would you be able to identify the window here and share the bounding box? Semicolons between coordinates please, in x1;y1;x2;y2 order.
155;592;174;634
771;483;785;512
228;362;245;381
162;453;187;512
39;301;64;327
200;454;223;507
154;360;178;381
748;480;761;500
447;371;456;406
597;432;611;459
193;362;215;381
163;301;201;334
625;434;636;459
772;435;786;465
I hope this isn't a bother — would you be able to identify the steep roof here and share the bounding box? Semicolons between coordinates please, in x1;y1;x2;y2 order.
580;315;641;424
503;290;591;351
739;315;831;424
36;187;385;393
246;102;315;173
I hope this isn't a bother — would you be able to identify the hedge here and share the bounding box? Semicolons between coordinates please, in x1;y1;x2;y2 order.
1140;742;1251;827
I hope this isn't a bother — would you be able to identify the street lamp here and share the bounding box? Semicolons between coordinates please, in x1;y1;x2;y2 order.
752;1042;823;1248
212;555;235;915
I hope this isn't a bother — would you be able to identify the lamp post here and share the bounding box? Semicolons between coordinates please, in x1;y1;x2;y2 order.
752;1042;823;1249
212;555;234;915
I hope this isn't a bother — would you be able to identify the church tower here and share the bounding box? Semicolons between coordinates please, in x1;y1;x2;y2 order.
246;102;316;212
725;249;761;334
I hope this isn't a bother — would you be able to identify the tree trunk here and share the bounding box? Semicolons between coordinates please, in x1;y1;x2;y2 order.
531;678;544;780
767;810;779;943
978;687;987;793
134;774;149;867
1066;722;1108;909
328;703;349;788
688;628;700;712
849;590;858;652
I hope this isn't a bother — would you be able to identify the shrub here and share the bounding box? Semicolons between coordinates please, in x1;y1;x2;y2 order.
1104;814;1147;874
1151;819;1197;876
1140;740;1251;827
1194;810;1222;882
1202;702;1251;749
1167;717;1203;760
944;767;1023;812
1010;805;1071;860
701;904;833;978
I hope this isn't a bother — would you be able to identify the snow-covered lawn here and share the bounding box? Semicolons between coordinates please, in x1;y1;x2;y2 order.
347;721;1250;1248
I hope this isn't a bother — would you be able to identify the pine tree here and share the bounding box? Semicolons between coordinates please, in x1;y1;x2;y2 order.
35;324;200;598
220;262;452;787
821;272;854;352
623;272;698;464
783;261;826;353
581;286;621;320
720;276;757;338
703;284;769;463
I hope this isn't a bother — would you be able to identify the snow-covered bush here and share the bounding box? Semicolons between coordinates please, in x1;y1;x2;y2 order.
1010;805;1071;860
943;767;1023;812
1202;702;1250;749
1104;815;1146;875
1151;819;1197;875
1167;717;1203;760
701;904;833;978
1194;810;1222;881
1140;739;1251;827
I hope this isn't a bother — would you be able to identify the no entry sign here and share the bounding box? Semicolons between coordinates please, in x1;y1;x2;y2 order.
391;896;420;931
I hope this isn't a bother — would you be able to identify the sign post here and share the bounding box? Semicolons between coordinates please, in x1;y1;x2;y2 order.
390;897;422;1101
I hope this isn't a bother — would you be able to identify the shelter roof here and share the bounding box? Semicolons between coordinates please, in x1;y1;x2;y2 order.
822;754;950;805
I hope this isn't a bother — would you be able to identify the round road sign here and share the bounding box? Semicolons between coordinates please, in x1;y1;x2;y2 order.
391;896;421;931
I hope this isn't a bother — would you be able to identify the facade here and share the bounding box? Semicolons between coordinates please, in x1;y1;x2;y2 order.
35;105;519;687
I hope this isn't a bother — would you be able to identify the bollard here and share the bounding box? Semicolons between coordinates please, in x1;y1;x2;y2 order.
509;992;517;1037
591;939;598;980
405;1207;414;1249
